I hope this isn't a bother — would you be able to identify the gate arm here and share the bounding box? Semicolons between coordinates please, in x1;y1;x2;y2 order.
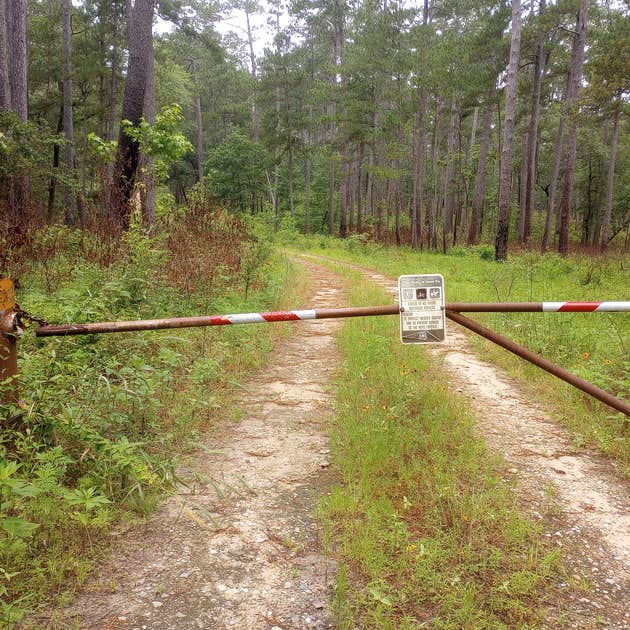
445;309;630;417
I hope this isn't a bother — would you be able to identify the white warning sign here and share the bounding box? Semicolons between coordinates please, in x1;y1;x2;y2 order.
398;274;445;344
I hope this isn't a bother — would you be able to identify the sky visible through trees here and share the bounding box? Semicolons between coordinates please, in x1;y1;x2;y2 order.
1;0;629;259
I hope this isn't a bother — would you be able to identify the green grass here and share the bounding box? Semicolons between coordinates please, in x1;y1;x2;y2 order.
285;235;630;474
0;220;303;627
322;273;560;628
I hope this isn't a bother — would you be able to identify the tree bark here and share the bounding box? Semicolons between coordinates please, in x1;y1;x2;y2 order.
541;91;566;251
245;7;259;143
600;105;620;252
467;99;493;245
109;0;154;229
62;0;76;226
8;0;29;222
494;0;522;262
429;99;442;249
557;0;588;257
523;0;545;246
140;32;155;225
108;7;120;143
412;90;428;249
0;0;10;110
47;97;64;221
9;0;28;121
190;59;204;183
442;96;457;251
517;129;528;241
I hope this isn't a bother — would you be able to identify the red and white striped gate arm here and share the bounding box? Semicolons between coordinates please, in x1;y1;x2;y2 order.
208;310;317;325
31;299;630;416
542;301;630;312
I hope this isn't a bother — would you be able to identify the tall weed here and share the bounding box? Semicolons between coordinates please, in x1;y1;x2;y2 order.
0;200;287;624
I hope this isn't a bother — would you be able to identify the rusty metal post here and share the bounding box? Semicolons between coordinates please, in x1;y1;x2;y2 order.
0;279;19;403
445;309;630;417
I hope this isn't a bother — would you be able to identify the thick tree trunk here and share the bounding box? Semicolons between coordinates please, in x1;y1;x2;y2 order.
494;0;522;261
8;0;29;222
523;1;545;246
467;99;493;245
107;9;120;143
62;0;76;226
557;0;588;256
9;0;28;121
0;0;10;110
600;105;620;252
109;0;154;229
140;33;155;225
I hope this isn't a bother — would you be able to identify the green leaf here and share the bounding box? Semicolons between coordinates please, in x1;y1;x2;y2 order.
1;517;39;539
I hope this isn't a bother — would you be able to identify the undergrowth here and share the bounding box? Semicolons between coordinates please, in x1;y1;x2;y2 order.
322;275;560;628
286;236;630;474
0;203;292;626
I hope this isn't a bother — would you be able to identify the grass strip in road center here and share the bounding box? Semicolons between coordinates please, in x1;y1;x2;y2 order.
321;277;560;629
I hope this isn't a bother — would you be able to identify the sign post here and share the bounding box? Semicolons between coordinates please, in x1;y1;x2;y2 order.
398;274;445;344
0;279;19;404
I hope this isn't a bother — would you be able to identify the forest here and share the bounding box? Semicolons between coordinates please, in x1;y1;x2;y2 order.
1;0;629;627
0;0;628;257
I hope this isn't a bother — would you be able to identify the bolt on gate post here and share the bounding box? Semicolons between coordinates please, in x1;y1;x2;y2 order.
0;279;19;404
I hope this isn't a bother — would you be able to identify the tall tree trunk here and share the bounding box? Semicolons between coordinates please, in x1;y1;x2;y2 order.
356;144;364;232
442;96;457;251
339;155;348;238
600;105;620;252
494;0;522;261
109;0;154;229
9;0;29;222
62;0;76;226
467;100;493;245
412;90;428;249
283;68;295;218
190;59;203;183
107;8;120;143
517;129;528;241
47;97;64;220
245;7;259;143
541;94;566;251
0;0;10;110
557;0;588;256
9;0;27;121
366;110;376;220
140;33;155;224
273;83;280;231
429;99;442;249
523;0;545;246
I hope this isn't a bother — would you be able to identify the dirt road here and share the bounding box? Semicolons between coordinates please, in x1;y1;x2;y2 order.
54;255;629;629
305;254;629;629
56;261;342;630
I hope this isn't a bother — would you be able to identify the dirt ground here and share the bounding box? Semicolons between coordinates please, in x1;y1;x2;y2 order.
48;255;629;629
308;255;629;630
53;261;343;630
